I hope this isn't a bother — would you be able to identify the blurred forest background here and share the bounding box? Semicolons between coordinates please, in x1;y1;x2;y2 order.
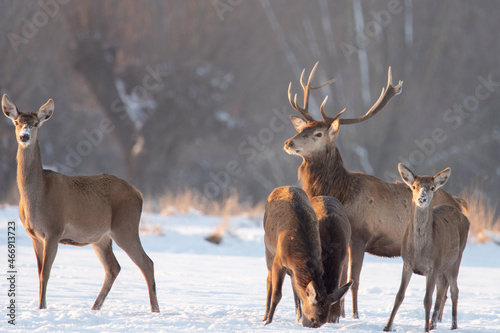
0;1;499;220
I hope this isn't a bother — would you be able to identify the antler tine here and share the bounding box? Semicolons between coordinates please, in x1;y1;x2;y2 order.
319;95;347;125
299;67;307;90
293;94;299;110
333;108;346;120
288;81;315;121
311;78;336;90
339;66;403;125
288;62;337;122
302;62;318;112
319;96;332;123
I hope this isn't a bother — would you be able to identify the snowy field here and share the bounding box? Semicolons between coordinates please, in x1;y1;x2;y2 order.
0;205;499;333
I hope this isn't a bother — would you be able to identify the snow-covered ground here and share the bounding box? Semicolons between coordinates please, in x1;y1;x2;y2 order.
0;205;499;332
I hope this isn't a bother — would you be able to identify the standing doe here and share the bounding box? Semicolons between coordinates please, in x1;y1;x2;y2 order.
263;186;351;328
384;164;469;332
2;95;159;312
310;196;351;323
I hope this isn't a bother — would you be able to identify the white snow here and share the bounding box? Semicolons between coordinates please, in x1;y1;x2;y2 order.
0;205;499;332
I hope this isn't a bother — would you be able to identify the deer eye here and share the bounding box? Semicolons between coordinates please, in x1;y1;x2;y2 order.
315;133;322;138
430;186;435;191
34;122;39;127
14;121;18;125
412;185;416;190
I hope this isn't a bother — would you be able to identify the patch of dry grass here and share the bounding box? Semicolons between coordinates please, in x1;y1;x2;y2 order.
461;184;500;243
142;188;265;241
139;223;164;236
144;188;264;217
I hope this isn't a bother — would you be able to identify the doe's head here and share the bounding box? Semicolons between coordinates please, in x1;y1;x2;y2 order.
2;95;54;147
398;163;451;208
300;280;352;328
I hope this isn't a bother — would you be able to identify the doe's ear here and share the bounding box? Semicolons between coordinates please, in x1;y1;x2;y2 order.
328;118;340;140
328;280;353;305
2;95;20;121
306;281;318;305
37;99;54;124
433;167;451;190
398;163;415;187
290;115;307;132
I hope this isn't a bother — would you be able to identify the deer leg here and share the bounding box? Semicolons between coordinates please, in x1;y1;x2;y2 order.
39;238;59;309
263;270;272;322
448;272;459;330
91;235;121;310
291;279;302;323
437;282;448;322
339;256;349;319
424;273;438;333
349;241;365;319
328;258;346;323
31;238;43;276
384;266;412;332
112;233;159;312
431;275;448;329
265;260;286;325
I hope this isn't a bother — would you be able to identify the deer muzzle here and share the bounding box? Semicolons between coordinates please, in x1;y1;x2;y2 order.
284;139;299;155
417;188;429;206
19;126;32;143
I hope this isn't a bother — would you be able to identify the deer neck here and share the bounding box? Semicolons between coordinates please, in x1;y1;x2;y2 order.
293;257;326;293
16;140;45;203
299;146;353;203
408;203;433;250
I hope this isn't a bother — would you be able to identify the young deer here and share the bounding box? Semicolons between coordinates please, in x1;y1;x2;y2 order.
384;164;469;332
263;186;352;327
284;62;467;318
2;95;159;312
311;196;351;324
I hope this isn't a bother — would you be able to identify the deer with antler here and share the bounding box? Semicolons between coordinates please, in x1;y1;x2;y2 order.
2;95;159;312
283;63;466;319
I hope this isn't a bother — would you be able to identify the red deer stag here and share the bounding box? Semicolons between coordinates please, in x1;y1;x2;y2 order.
2;95;159;312
263;186;352;327
310;196;351;323
283;63;465;318
384;164;469;332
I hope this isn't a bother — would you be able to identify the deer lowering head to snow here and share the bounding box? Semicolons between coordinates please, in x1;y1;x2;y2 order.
283;62;466;318
310;196;351;324
2;95;159;312
384;164;469;332
263;186;352;328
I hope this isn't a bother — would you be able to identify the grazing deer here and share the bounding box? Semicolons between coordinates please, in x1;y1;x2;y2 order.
384;164;469;332
2;95;159;312
310;196;351;323
263;186;352;327
284;63;466;318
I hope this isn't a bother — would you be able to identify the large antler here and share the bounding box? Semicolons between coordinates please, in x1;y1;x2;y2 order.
327;67;403;125
288;61;335;122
